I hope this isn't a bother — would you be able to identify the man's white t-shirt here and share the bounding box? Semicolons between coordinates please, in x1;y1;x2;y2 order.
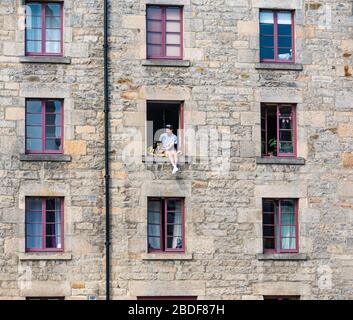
159;133;178;151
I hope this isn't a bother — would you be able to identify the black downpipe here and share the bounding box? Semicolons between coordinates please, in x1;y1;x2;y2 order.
103;0;110;301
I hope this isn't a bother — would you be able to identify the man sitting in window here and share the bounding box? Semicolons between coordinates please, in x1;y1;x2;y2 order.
159;124;179;174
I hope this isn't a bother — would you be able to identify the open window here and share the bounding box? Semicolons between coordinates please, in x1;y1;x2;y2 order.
146;101;184;154
261;104;296;157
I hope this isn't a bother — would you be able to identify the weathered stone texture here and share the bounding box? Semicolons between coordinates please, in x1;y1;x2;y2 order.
1;0;353;300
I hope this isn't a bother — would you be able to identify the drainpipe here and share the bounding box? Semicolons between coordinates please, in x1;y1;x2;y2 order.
103;0;111;301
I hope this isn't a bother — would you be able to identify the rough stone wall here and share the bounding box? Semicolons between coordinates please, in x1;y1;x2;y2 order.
0;0;105;299
1;0;353;300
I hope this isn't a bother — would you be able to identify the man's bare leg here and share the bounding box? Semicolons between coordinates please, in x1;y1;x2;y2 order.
166;151;176;167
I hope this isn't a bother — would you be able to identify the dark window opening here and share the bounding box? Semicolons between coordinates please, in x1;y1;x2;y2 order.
261;104;296;157
147;101;183;151
264;296;300;300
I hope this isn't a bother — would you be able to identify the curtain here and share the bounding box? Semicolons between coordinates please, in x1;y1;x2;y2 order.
280;200;296;250
167;200;183;249
148;200;161;250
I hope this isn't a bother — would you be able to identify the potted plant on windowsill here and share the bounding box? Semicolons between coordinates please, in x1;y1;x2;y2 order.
267;138;277;157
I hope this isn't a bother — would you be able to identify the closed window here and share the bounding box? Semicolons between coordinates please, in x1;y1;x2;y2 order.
148;198;185;252
26;99;63;154
25;197;64;252
260;10;294;63
261;104;296;157
25;2;63;56
146;6;183;59
263;199;298;253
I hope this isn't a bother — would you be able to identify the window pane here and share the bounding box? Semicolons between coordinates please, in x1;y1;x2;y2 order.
278;12;292;25
279;131;292;141
260;24;274;35
166;21;180;32
27;212;42;223
45;41;61;53
26;29;42;41
167;224;182;237
45;4;61;16
281;200;295;213
278;25;292;36
166;8;181;20
46;17;61;28
26;41;41;53
27;198;42;211
263;226;275;237
279;117;292;130
167;237;183;249
148;237;161;250
281;225;296;237
148;224;160;237
263;213;274;225
147;32;162;45
167;199;182;212
46;198;60;211
26;223;42;236
147;44;162;57
264;238;275;250
147;7;162;20
278;37;292;48
260;35;274;47
260;47;274;60
26;139;42;151
26;126;42;139
166;45;180;57
26;16;42;29
148;200;161;212
46;211;61;224
260;12;274;24
166;33;181;45
46;236;61;248
46;224;61;237
147;20;162;32
263;201;274;212
27;100;42;113
45;126;61;138
279;142;293;154
167;212;182;224
26;4;41;16
46;114;61;125
278;48;292;60
46;29;61;41
27;236;42;249
46;100;62;113
281;237;296;250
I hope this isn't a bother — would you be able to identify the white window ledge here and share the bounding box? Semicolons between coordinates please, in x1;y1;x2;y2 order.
20;56;71;64
19;253;72;261
141;253;193;260
142;59;190;67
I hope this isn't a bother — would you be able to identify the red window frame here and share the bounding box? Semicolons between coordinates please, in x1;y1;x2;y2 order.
147;197;185;253
261;104;297;158
137;296;197;300
25;1;64;56
262;199;299;254
146;5;183;60
260;10;295;63
25;197;64;252
25;99;64;155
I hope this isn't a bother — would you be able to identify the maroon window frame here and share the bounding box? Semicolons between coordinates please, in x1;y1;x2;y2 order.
25;99;64;154
137;296;197;300
25;1;63;56
260;10;295;63
25;197;64;252
147;197;185;253
263;199;299;254
146;5;183;60
261;104;297;157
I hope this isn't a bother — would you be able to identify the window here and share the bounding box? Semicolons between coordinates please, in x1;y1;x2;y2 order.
146;6;183;59
25;2;63;56
137;296;197;300
25;197;64;252
147;101;184;152
148;198;185;252
26;297;65;300
261;104;296;157
263;199;298;253
260;10;294;63
263;296;300;300
26;99;63;154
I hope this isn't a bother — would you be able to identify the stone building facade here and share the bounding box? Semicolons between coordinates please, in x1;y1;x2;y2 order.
1;0;353;300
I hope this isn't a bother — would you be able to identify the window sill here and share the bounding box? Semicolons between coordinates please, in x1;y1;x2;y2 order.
20;56;71;64
142;155;192;164
19;253;72;261
255;63;303;71
257;253;308;261
142;253;193;260
256;157;305;165
20;154;72;162
142;59;191;67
